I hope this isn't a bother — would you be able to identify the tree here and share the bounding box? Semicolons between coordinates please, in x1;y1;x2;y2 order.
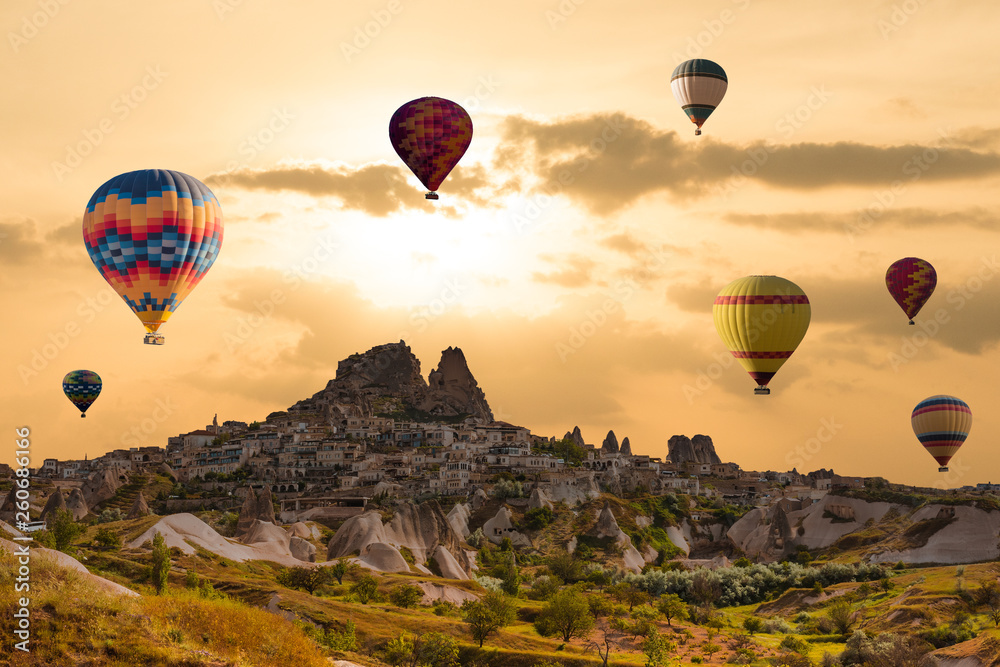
547;549;583;583
608;582;650;611
879;577;895;594
350;574;380;603
536;588;595;642
277;566;332;595
330;558;352;584
151;531;170;594
390;584;424;609
703;642;721;660
828;600;853;635
588;625;620;667
48;508;82;552
523;506;554;530
462;589;516;647
93;526;122;551
642;628;675;667
657;593;687;627
691;568;722;606
743;615;764;635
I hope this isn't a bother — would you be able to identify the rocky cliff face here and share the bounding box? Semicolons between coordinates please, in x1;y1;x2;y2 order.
291;341;493;423
563;426;585;447
620;437;632;456
667;434;722;465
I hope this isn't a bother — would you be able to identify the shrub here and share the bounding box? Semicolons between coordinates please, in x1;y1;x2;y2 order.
151;532;170;594
93;526;122;551
780;635;809;654
389;584;423;609
523;506;554;530
529;575;561;601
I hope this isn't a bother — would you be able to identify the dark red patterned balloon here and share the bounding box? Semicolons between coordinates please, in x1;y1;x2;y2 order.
389;97;472;200
886;257;936;325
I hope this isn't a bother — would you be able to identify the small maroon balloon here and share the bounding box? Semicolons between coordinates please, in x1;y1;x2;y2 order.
389;97;473;200
886;257;936;325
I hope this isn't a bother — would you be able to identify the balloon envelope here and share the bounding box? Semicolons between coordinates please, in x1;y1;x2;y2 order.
911;395;971;471
713;275;811;393
63;370;102;417
886;257;936;324
83;170;223;342
671;59;728;135
389;97;472;199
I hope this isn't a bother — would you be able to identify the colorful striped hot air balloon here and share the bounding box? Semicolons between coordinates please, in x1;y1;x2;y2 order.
389;97;473;200
886;257;937;325
83;170;224;345
713;276;811;395
63;370;102;418
671;59;728;136
911;395;971;472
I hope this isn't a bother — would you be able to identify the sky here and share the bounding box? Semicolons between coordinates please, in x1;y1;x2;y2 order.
3;0;1000;489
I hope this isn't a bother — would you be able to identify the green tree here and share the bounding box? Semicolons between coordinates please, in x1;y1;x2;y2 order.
828;600;853;635
277;566;331;595
150;531;170;594
743;615;764;635
642;628;675;667
390;584;424;609
657;593;687;627
93;526;122;551
330;558;352;584
184;569;199;589
523;506;554;530
547;549;583;583
48;508;83;552
536;588;595;642
879;577;895;594
350;574;379;603
461;589;516;647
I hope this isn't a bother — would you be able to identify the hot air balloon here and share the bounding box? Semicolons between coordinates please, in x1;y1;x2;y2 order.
911;395;971;472
83;169;224;345
671;59;728;135
713;275;811;395
63;370;102;418
389;97;473;200
886;257;936;325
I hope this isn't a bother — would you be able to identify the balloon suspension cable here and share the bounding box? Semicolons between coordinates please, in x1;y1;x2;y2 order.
908;320;915;325
425;192;439;200
939;466;949;473
754;386;771;396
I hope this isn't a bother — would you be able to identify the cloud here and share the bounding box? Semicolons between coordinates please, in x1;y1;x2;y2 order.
0;218;45;263
532;254;597;288
722;207;1000;235
601;231;647;256
497;113;1000;214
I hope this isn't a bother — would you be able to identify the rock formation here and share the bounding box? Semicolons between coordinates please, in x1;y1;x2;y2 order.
289;537;317;563
236;487;259;537
157;463;176;480
41;488;67;520
482;506;531;548
421;347;493;422
127;492;150;519
65;488;89;520
256;485;277;525
601;430;619;454
291;341;493;423
666;434;722;465
620;437;632;456
82;467;125;507
589;502;646;573
563;426;585;447
527;487;554;512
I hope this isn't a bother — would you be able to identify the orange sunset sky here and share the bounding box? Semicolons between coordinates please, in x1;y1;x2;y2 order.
3;0;1000;489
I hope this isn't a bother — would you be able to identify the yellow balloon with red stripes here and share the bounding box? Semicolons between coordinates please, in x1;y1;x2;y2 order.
713;275;811;395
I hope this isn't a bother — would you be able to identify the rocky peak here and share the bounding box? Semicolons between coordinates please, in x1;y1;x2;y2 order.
591;501;622;539
620;437;632;456
602;430;619;454
334;341;426;394
563;426;585;447
667;434;722;465
421;346;493;422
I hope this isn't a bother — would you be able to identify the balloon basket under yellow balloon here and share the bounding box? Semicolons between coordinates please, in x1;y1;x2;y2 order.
939;467;949;472
754;387;771;396
425;192;439;200
81;414;86;418
143;333;165;345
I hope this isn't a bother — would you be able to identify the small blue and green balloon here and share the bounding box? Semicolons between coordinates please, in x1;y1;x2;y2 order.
63;370;102;418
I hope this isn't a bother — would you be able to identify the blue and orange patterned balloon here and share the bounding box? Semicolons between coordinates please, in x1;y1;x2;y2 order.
389;97;473;200
63;370;102;418
83;170;223;344
886;257;936;325
911;395;971;472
